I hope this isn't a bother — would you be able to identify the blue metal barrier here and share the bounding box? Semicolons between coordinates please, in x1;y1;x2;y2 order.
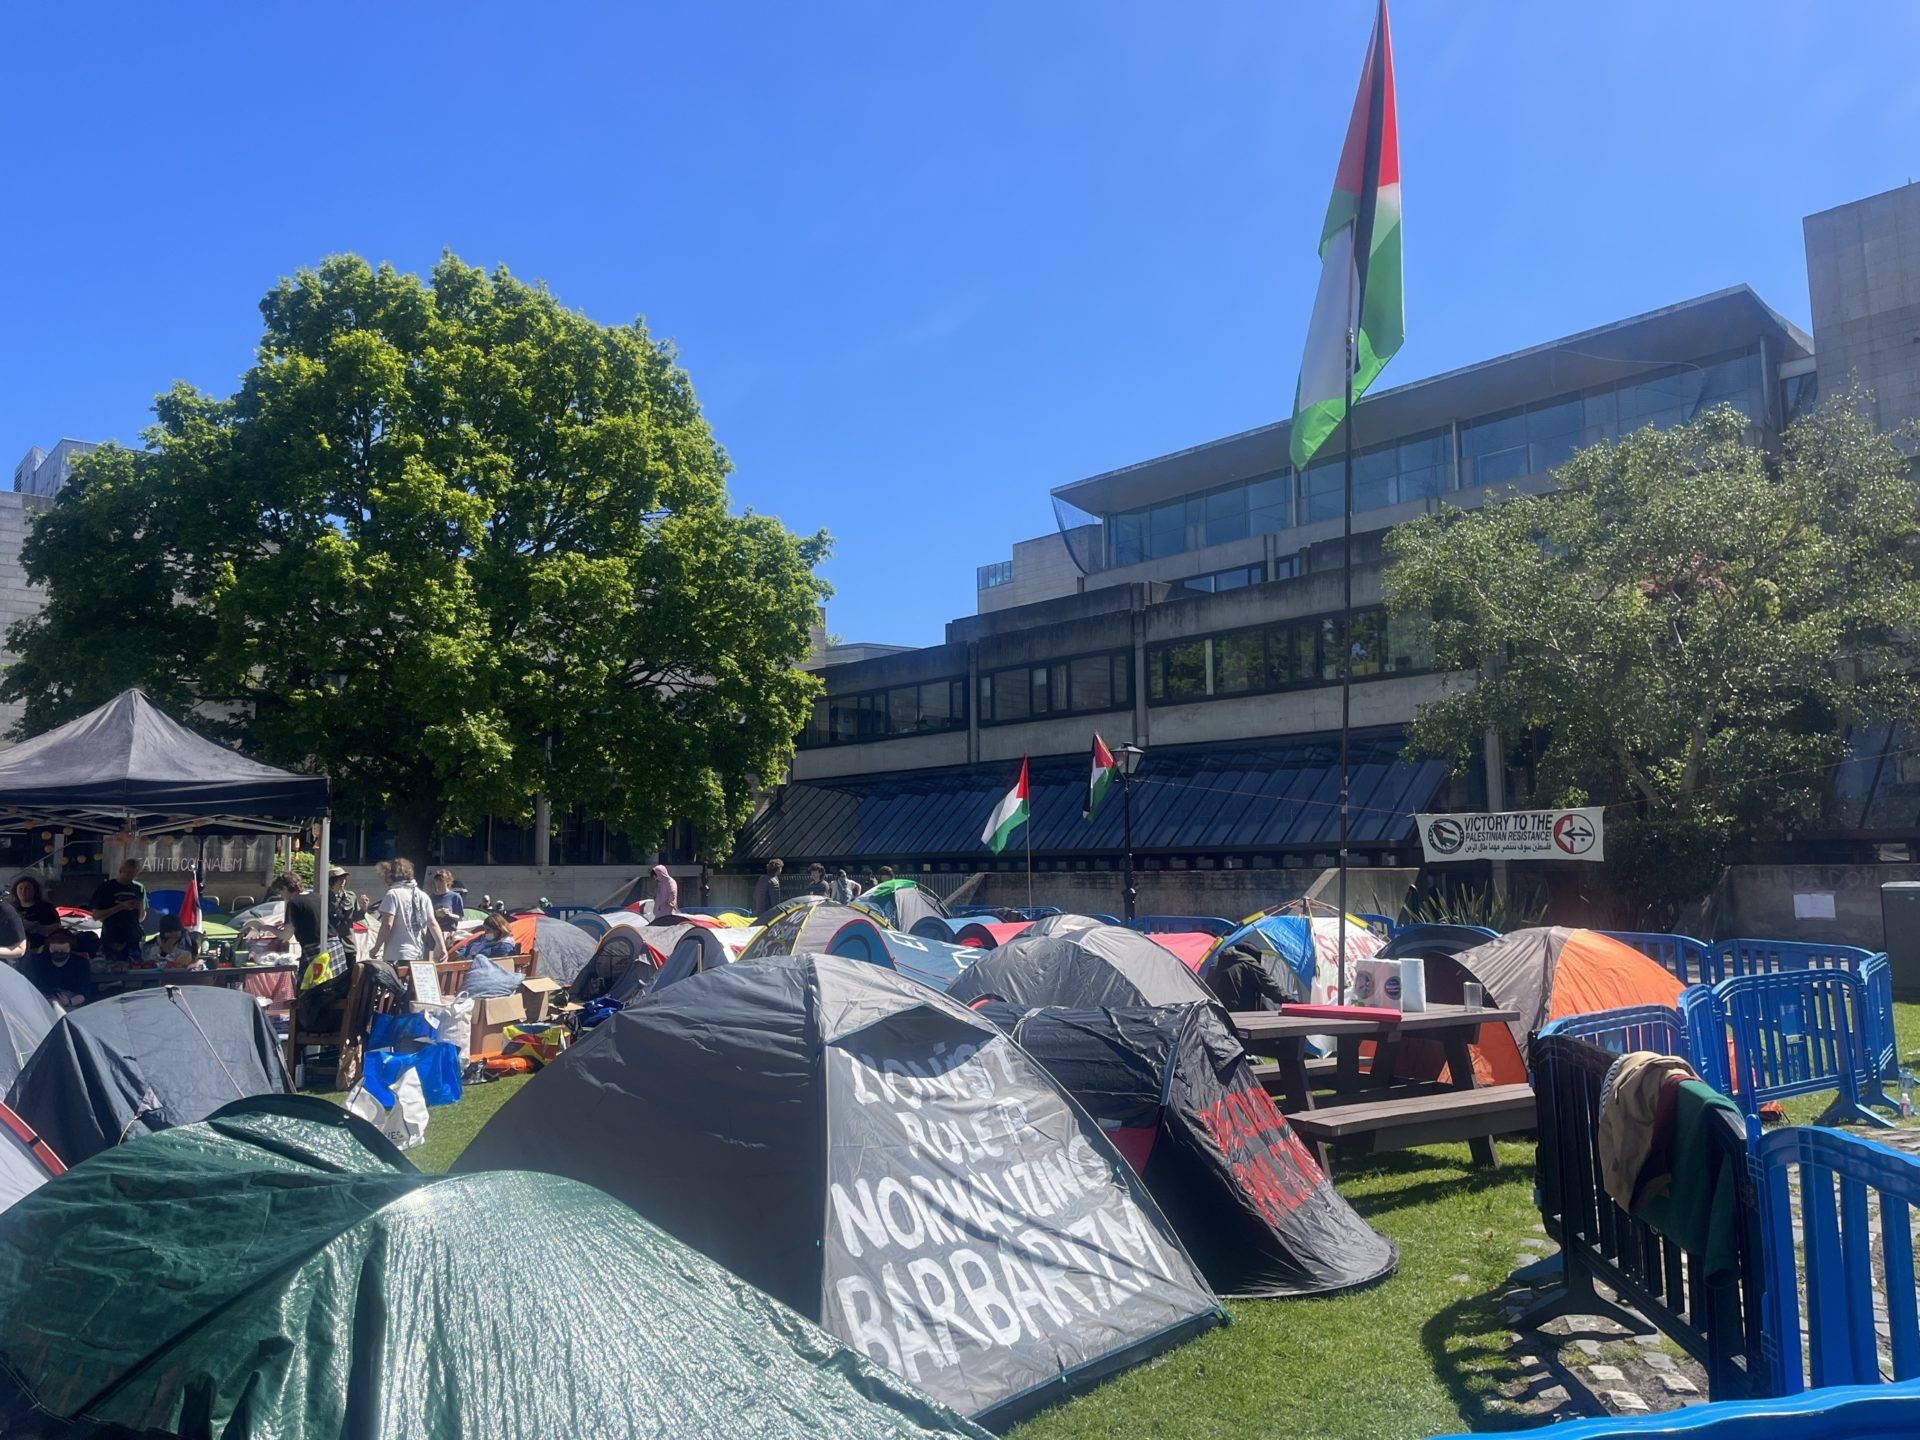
1429;1380;1920;1438
1526;1031;1764;1397
1127;914;1236;937
1599;931;1714;983
544;904;603;921
1685;972;1892;1128
1863;953;1897;1100
1755;1126;1920;1395
1356;911;1400;938
947;905;1063;921
1540;1005;1691;1059
1712;939;1877;982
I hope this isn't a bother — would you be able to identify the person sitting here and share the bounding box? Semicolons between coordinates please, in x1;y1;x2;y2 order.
22;929;91;1007
9;876;60;955
142;916;201;969
461;914;522;999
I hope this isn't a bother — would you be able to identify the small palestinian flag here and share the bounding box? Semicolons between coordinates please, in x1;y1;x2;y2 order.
1085;734;1117;822
982;758;1030;854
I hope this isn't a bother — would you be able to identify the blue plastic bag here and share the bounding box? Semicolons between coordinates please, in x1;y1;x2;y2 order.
366;1012;436;1051
361;1041;463;1108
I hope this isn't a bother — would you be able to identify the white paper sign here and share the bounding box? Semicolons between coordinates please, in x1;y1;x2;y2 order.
1793;893;1837;919
1415;807;1606;863
409;960;443;1005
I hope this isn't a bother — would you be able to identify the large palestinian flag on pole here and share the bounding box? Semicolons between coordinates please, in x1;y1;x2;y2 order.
1290;0;1403;472
1085;735;1117;822
982;758;1030;854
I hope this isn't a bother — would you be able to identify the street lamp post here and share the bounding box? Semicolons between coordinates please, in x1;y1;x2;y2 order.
1116;743;1144;926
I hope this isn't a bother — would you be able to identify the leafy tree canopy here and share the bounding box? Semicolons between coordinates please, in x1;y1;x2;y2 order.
3;254;831;860
1383;397;1920;906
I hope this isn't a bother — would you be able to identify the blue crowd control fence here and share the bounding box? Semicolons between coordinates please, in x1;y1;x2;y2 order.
1712;939;1877;981
1539;1005;1691;1060
1355;911;1399;938
1525;1031;1765;1397
543;904;603;921
1127;915;1237;937
1598;931;1715;984
1684;973;1893;1128
1755;1126;1920;1396
947;905;1064;921
1429;1380;1920;1439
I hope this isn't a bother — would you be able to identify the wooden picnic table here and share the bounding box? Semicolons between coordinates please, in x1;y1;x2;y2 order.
1231;1003;1525;1170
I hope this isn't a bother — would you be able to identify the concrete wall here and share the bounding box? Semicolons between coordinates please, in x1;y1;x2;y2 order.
1702;864;1917;950
966;865;1418;923
1805;182;1920;434
332;863;686;911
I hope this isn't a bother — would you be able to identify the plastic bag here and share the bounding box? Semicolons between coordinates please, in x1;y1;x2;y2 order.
415;994;476;1062
366;1011;435;1050
344;1067;428;1150
363;1043;463;1109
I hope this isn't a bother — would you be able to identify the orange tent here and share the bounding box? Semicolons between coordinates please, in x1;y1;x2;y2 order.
1410;927;1685;1085
1147;932;1219;974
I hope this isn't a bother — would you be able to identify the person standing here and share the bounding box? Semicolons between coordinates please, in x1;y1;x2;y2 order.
751;859;784;917
90;859;147;968
651;864;679;916
370;859;446;975
270;872;325;959
427;869;465;925
806;863;828;897
327;866;367;946
826;867;860;905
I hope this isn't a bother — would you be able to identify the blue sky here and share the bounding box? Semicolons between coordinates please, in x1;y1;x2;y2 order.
4;3;1916;646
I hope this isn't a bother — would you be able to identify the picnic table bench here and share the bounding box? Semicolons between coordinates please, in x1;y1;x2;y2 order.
1232;1003;1532;1171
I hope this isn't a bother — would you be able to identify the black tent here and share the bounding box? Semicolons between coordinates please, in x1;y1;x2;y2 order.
0;689;327;834
0;964;59;1093
6;986;288;1164
945;925;1216;1010
455;953;1223;1426
974;1003;1398;1298
0;1097;987;1440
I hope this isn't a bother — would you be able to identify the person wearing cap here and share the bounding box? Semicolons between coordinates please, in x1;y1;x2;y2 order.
328;866;368;945
142;914;201;970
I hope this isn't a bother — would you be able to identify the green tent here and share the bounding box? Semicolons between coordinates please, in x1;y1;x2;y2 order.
0;1096;987;1440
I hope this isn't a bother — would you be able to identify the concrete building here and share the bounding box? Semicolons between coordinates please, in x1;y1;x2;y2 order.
0;490;55;741
735;183;1920;902
11;439;96;498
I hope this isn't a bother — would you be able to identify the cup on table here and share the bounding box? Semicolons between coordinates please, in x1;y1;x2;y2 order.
1462;981;1483;1010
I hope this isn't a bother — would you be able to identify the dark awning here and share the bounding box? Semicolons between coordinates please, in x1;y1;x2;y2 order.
735;731;1446;865
0;690;328;834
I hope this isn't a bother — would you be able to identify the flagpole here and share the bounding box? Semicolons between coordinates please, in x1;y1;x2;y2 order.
1337;265;1354;1005
1025;801;1033;913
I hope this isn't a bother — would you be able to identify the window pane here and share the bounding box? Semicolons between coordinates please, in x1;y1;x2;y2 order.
1463;410;1525;455
1147;501;1185;558
1113;652;1132;707
889;687;918;732
1031;666;1051;716
1387;611;1434;672
1203;484;1249;546
1248;473;1292;532
1304;461;1344;522
1069;655;1113;712
1348;611;1382;677
977;675;992;723
1272;555;1301;581
1582;388;1617;437
1213;564;1260;591
1147;650;1165;703
993;669;1028;723
831;697;858;742
1112;511;1147;567
1215;631;1264;695
918;682;953;729
1354;446;1396;511
1163;641;1209;700
1051;663;1069;711
951;680;967;723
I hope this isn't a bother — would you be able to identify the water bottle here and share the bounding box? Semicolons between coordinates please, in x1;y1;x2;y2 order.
1901;1069;1915;1121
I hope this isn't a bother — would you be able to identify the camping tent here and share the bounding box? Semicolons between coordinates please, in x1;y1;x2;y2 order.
454;954;1223;1426
1419;927;1688;1085
0;689;327;835
0;963;60;1092
1146;931;1220;974
739;901;872;960
0;1096;987;1440
453;912;595;985
853;880;949;934
1198;915;1387;1007
0;1101;61;1215
823;916;984;991
974;1002;1397;1298
1378;924;1500;961
6;986;288;1164
945;924;1217;1011
569;914;668;1004
649;924;756;992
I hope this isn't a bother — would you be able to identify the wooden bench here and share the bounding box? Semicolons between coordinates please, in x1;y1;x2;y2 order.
1252;1056;1338;1095
1286;1084;1536;1171
405;949;540;1001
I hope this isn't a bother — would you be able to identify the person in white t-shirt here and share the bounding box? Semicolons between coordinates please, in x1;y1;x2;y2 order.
370;858;446;970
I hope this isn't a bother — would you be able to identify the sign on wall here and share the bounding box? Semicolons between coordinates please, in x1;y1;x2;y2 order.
1414;806;1605;863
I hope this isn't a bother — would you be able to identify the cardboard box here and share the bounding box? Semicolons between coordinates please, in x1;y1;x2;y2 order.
472;977;568;1056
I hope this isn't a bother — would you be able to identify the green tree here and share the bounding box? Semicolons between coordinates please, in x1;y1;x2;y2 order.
4;255;831;860
1383;397;1920;918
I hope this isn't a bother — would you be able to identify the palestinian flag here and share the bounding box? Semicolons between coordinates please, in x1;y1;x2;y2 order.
179;869;199;930
982;758;1030;854
1290;0;1403;472
1085;735;1117;822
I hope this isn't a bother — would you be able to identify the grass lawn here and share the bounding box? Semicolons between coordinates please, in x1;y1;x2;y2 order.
320;1000;1920;1439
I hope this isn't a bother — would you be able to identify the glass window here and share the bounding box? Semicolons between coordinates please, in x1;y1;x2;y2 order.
1782;371;1819;423
1272;555;1300;581
1213;564;1261;591
1398;432;1450;500
1247;472;1292;533
977;674;992;723
1162;640;1209;701
992;669;1029;723
1147;650;1165;703
1387;610;1434;672
1069;655;1114;712
1354;446;1397;512
1582;387;1617;442
976;560;1013;590
1303;459;1344;522
1113;652;1132;707
1030;666;1051;716
1347;610;1382;677
918;682;954;730
1204;484;1248;546
1051;662;1069;711
1111;511;1146;568
1618;369;1695;431
1463;410;1529;485
1214;631;1264;695
888;688;918;733
1147;500;1185;559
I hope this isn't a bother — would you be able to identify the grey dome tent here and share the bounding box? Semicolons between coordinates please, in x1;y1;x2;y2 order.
974;1002;1397;1298
0;1096;987;1440
945;924;1217;1011
455;953;1223;1426
0;964;59;1092
6;986;288;1165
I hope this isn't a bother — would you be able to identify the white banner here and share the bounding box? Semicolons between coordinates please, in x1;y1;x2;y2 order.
1415;806;1605;863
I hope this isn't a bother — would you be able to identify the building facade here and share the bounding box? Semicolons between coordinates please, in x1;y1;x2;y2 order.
738;183;1920;883
11;439;96;499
